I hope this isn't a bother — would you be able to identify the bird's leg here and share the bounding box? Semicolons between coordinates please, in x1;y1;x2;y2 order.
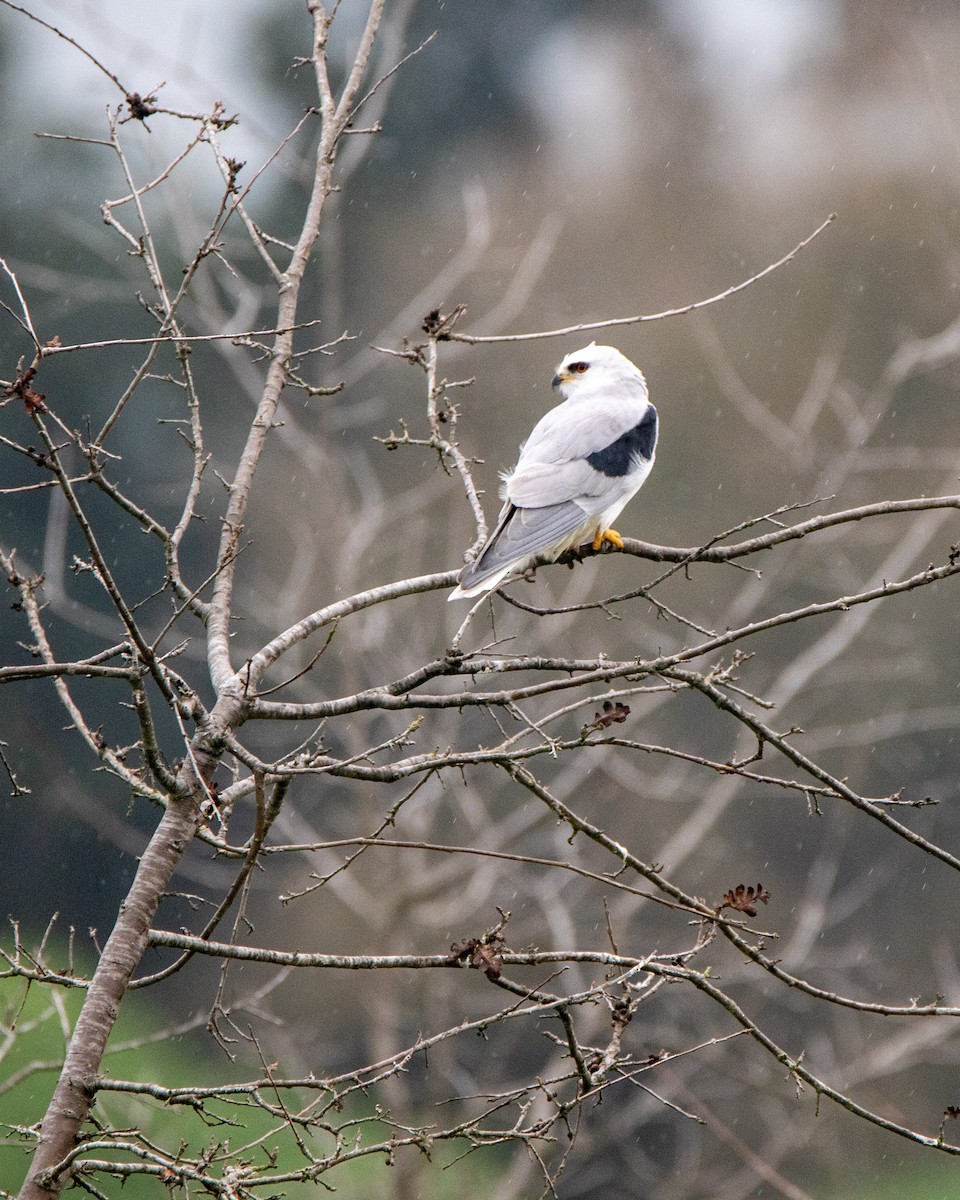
592;528;624;551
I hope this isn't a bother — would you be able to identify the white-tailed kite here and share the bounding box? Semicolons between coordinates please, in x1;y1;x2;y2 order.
449;342;657;600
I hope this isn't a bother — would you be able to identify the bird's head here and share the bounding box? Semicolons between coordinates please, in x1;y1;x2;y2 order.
551;342;646;398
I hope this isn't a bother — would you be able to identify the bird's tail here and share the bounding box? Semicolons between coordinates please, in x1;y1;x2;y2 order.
449;501;590;600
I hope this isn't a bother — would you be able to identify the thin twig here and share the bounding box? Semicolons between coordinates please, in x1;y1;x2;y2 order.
448;214;837;344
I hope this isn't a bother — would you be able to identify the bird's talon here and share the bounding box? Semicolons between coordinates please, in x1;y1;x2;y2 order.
593;528;624;551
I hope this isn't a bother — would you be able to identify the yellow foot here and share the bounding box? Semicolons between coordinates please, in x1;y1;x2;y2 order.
592;527;624;551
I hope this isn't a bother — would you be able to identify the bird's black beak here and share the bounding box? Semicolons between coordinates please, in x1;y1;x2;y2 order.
551;373;564;391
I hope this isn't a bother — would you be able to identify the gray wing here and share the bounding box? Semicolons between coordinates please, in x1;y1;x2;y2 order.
456;501;588;592
506;391;651;508
501;400;652;508
505;459;610;508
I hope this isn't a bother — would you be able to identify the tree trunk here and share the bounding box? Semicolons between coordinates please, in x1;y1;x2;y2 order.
19;790;205;1199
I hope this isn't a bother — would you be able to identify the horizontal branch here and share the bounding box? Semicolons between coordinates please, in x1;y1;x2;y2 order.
614;494;960;565
245;553;960;729
261;835;733;919
147;927;645;971
239;495;960;702
36;320;326;357
0;661;137;684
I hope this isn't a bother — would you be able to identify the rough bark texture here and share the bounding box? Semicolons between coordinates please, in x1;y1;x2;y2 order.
20;781;209;1198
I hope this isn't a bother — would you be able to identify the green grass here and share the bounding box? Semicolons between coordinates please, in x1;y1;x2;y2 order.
838;1159;960;1200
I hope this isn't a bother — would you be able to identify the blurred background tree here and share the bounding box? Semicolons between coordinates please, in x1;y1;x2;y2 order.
3;2;960;1198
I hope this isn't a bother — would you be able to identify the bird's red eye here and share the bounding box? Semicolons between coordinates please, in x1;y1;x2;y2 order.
569;362;589;374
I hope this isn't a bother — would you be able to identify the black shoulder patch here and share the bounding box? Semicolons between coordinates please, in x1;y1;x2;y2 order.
586;405;658;477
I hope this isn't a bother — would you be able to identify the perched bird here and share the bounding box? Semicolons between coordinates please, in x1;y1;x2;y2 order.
449;342;657;600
